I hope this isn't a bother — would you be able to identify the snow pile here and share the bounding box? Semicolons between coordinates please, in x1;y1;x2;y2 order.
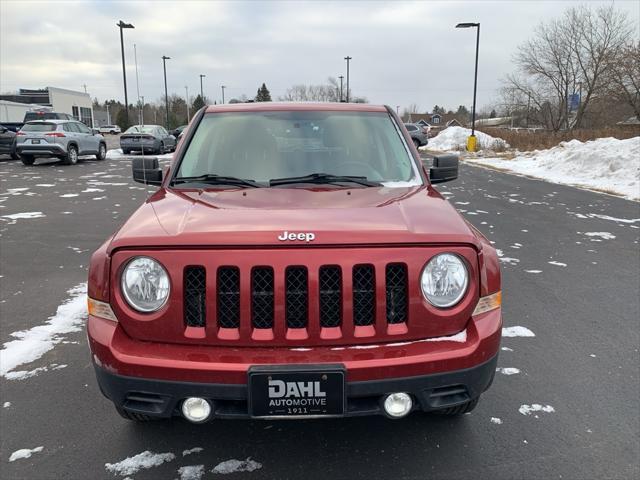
0;284;87;378
519;404;555;416
467;136;640;201
178;465;205;480
212;458;262;475
428;126;508;151
9;446;43;462
496;367;521;375
105;451;176;476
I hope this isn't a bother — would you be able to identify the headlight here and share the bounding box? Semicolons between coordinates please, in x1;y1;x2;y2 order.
420;253;469;308
121;256;170;312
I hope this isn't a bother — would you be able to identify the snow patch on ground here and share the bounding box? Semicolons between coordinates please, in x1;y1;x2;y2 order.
105;451;176;476
0;284;87;378
466;136;640;200
178;465;206;480
2;211;45;220
519;404;555;416
584;232;616;240
3;401;10;408
502;326;535;337
548;261;567;267
59;193;78;198
427;126;508;151
586;213;640;224
9;446;43;462
212;458;262;475
525;270;542;274
490;417;503;424
496;367;521;375
183;447;204;456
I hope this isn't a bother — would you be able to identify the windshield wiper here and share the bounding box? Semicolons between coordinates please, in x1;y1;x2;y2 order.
270;173;381;187
172;174;262;188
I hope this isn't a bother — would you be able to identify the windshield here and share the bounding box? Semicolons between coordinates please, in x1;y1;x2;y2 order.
22;122;56;132
176;111;419;187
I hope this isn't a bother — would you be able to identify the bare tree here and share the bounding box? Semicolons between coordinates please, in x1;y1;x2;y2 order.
279;77;367;103
607;41;640;120
504;4;633;131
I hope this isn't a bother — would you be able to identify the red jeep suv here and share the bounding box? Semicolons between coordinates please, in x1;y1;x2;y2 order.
87;103;501;422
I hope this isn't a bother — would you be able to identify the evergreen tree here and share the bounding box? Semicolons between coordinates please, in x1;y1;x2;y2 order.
115;108;131;130
489;109;497;118
255;83;272;102
192;94;206;112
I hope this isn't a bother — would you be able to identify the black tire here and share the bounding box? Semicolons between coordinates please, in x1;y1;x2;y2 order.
158;142;165;155
20;154;35;165
96;143;107;160
110;130;116;135
115;406;154;422
62;144;78;165
11;150;19;160
122;148;131;155
413;138;421;149
433;397;479;416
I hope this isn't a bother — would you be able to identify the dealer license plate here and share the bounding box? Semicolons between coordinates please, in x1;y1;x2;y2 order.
249;366;345;418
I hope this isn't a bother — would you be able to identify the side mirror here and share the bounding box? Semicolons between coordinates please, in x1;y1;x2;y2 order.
428;154;459;184
132;157;163;185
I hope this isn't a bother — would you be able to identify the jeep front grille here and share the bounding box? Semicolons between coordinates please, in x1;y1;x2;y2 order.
183;262;410;341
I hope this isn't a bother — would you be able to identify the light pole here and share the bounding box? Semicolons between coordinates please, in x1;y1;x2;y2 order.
396;105;400;115
117;21;134;125
199;74;206;101
344;56;352;102
162;55;170;129
338;75;344;102
140;96;145;126
456;22;480;151
185;86;190;122
134;43;141;125
221;85;226;104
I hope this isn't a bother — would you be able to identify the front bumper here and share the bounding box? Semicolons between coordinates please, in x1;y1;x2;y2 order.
89;308;502;418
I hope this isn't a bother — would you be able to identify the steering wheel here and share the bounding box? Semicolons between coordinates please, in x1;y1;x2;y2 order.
339;161;384;181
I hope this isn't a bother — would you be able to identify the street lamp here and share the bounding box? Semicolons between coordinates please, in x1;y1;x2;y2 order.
199;74;206;101
344;56;352;102
221;85;226;104
185;86;190;122
162;55;170;129
456;22;480;152
117;20;134;125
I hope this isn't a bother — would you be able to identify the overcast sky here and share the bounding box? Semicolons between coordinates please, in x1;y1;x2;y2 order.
1;0;638;113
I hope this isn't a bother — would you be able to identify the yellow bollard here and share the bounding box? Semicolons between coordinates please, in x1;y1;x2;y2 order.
466;135;477;152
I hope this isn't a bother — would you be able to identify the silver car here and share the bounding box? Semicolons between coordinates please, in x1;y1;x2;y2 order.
120;125;177;155
15;120;107;166
404;123;429;148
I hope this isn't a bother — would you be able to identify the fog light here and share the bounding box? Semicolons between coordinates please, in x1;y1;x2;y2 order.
383;392;413;418
181;397;212;423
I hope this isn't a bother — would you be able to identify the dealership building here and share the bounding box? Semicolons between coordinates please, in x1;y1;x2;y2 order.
0;87;94;126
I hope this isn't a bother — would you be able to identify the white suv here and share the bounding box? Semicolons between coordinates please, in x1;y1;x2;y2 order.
16;120;107;166
99;125;121;135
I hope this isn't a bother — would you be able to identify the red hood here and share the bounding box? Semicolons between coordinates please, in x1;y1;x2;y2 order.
107;185;480;252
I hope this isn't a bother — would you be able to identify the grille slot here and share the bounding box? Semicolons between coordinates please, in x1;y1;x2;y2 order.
285;266;308;328
319;266;342;328
353;265;375;326
217;267;240;328
184;266;206;327
252;267;274;329
386;264;408;324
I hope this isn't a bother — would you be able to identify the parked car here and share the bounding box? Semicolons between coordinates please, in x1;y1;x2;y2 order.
15;120;107;165
170;125;188;138
120;125;177;155
2;110;76;134
88;102;502;423
404;123;429;148
0;124;19;159
99;125;122;135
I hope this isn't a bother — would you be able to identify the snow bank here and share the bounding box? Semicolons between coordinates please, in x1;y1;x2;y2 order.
9;446;43;462
467;137;640;201
178;465;205;480
212;458;262;475
0;284;87;378
105;451;176;476
427;126;508;151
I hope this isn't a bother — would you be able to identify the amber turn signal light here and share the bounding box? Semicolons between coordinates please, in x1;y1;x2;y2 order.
472;291;502;316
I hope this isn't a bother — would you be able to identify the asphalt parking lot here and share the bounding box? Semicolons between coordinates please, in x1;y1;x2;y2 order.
0;151;638;479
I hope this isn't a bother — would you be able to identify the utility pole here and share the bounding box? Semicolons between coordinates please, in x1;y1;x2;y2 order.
396;105;400;115
117;21;135;125
82;84;87;93
185;86;190;122
162;55;170;129
134;43;141;125
221;85;226;104
106;104;110;125
199;74;206;101
455;22;480;150
338;75;344;102
344;56;352;102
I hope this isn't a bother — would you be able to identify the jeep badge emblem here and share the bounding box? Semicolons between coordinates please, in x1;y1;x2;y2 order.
278;231;316;242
